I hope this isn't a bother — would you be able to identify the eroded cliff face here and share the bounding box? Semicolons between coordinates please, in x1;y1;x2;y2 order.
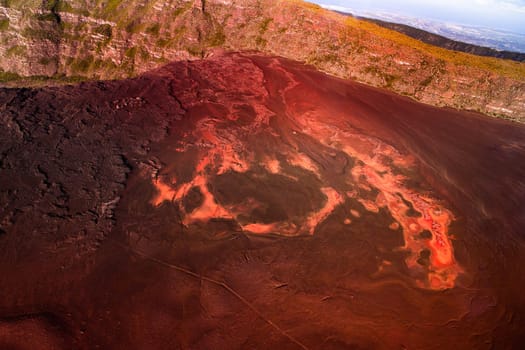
1;0;524;121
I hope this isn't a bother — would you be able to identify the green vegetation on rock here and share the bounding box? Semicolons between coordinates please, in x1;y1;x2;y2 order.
0;18;9;31
173;2;191;18
145;23;160;36
0;69;21;82
94;24;112;38
102;0;123;16
6;45;26;57
125;46;137;59
38;56;58;65
70;55;94;73
207;28;225;46
259;18;273;34
56;0;73;12
22;27;60;44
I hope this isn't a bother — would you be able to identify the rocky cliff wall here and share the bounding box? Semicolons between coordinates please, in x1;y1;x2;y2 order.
0;0;524;121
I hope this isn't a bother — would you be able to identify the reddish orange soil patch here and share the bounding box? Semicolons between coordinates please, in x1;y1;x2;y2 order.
264;158;281;174
148;55;463;290
389;222;400;230
288;152;319;175
358;199;380;213
185;175;232;223
305;187;344;234
242;223;278;234
151;178;176;206
279;109;462;290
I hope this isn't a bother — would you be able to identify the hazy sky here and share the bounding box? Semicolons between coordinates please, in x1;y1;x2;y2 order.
309;0;525;33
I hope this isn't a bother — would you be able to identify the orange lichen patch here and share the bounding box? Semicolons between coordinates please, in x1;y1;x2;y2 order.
344;218;352;225
242;223;278;234
151;178;176;206
304;187;343;234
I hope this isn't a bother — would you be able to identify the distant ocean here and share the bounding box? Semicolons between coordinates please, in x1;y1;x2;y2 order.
314;3;525;53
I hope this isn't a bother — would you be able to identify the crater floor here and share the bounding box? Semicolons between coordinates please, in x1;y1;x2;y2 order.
1;52;524;349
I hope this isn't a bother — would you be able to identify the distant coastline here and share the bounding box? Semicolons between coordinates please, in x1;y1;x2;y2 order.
360;16;525;62
328;8;525;62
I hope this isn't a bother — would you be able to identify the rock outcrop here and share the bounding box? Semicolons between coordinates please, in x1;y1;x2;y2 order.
0;0;524;121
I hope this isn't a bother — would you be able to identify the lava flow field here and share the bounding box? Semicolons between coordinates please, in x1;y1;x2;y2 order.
1;52;525;349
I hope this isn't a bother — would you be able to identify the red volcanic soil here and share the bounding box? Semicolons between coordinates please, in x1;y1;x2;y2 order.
1;52;525;349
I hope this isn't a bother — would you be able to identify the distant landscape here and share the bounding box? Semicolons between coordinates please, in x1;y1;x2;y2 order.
357;17;525;62
316;3;525;54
